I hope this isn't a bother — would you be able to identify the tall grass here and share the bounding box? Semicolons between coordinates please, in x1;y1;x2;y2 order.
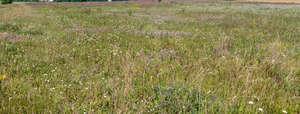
0;2;299;113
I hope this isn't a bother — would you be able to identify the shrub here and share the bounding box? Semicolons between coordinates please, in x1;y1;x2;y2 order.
1;0;13;4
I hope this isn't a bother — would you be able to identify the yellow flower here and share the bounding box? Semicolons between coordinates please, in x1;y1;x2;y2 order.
0;75;6;80
133;69;138;73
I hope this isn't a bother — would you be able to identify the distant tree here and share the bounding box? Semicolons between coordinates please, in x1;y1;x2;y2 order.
1;0;13;4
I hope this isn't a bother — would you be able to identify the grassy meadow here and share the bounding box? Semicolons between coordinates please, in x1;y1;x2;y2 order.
0;1;299;113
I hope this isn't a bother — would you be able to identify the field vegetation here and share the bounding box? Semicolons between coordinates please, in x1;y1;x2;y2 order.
246;0;300;3
0;0;299;113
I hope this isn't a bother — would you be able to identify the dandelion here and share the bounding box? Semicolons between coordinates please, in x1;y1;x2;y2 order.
282;110;287;113
258;108;263;112
0;75;6;80
248;101;254;104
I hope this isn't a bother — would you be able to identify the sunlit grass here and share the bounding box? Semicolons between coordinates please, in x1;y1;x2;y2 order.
0;1;299;113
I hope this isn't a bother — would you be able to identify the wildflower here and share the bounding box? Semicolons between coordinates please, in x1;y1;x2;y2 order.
0;75;6;80
258;108;263;111
85;87;88;90
133;69;138;73
271;59;275;64
282;110;287;113
248;101;254;104
104;95;107;98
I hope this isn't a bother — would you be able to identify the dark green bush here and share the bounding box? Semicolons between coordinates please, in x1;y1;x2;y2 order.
1;0;13;4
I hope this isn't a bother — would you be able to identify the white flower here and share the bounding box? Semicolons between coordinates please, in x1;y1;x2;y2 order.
271;59;275;64
282;110;287;113
258;108;263;111
104;95;107;98
85;87;89;90
248;101;254;104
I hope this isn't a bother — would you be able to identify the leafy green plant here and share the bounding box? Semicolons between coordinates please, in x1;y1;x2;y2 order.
127;10;133;16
